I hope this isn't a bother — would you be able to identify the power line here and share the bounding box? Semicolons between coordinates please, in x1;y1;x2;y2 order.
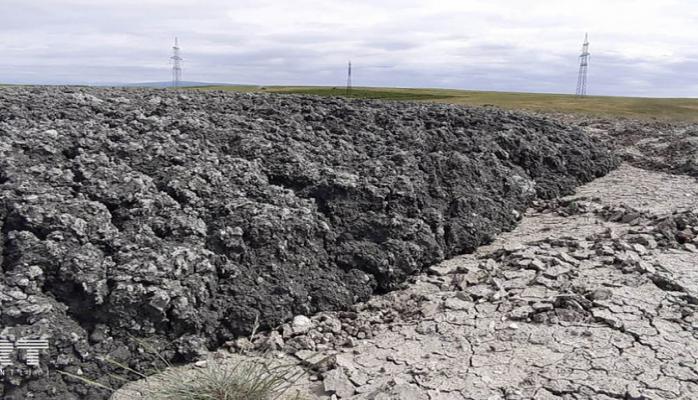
346;60;352;95
576;33;590;96
171;37;182;88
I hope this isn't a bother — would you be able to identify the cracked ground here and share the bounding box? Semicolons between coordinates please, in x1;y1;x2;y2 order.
115;162;698;400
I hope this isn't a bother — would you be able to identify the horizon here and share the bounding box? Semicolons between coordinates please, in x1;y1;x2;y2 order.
5;82;698;101
2;0;698;98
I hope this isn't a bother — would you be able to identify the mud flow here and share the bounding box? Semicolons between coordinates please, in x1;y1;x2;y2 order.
2;87;621;399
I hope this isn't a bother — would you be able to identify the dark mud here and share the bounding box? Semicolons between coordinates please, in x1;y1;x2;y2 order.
0;87;615;399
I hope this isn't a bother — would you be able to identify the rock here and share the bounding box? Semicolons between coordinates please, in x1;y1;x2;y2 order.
427;263;457;276
444;296;472;311
632;243;648;255
466;284;495;300
510;305;534;320
636;261;657;274
323;368;355;398
677;229;695;243
543;264;572;278
322;316;343;334
587;288;613;301
532;302;554;312
44;129;59;139
390;384;429;400
631;234;658;249
292;315;313;335
265;331;285;351
556;251;580;266
529;258;546;271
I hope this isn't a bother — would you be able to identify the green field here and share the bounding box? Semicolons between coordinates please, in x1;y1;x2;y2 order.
193;85;698;122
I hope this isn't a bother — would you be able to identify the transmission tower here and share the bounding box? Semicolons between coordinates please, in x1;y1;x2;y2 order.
576;33;590;96
346;60;352;95
171;37;182;88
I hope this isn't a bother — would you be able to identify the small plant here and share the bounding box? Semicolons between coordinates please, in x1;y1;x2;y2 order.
140;358;306;400
58;334;307;400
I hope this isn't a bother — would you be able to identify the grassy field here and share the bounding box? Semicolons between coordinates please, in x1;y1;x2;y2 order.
193;85;698;122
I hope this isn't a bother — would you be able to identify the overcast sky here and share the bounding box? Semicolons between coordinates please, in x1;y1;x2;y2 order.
2;0;697;97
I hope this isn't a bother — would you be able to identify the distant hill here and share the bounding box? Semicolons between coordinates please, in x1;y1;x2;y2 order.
109;81;246;88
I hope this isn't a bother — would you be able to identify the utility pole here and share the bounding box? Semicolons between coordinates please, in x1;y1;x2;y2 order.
171;37;182;88
346;60;352;95
576;33;590;96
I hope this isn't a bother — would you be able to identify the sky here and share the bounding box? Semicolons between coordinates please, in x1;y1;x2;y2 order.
1;0;698;97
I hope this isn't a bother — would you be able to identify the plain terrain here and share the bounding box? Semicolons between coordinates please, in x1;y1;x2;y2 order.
4;84;697;121
193;85;698;122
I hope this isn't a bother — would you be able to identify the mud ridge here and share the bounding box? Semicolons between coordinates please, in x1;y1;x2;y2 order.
0;87;615;399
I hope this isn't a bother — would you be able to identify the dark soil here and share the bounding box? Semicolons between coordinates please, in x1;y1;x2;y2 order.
0;87;616;399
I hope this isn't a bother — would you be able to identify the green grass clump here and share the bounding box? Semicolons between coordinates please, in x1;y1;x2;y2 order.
140;359;306;400
57;334;306;400
60;356;306;400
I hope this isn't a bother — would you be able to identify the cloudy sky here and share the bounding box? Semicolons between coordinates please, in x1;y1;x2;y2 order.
1;0;697;97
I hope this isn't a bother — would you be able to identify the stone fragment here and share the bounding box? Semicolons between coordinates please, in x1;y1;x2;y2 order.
292;315;313;335
631;243;648;255
444;296;472;311
427;263;457;276
532;302;554;313
587;288;612;301
265;331;285;351
466;284;494;300
510;305;534;320
677;229;695;243
529;258;546;271
556;251;580;266
543;264;571;278
323;368;355;398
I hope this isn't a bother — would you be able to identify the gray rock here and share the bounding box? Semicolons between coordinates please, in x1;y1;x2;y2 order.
323;368;355;398
292;315;313;335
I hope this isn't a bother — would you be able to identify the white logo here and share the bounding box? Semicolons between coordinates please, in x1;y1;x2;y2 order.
0;338;49;371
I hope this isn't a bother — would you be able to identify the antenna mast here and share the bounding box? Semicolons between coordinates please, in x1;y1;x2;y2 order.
576;33;590;96
171;37;183;88
346;60;352;95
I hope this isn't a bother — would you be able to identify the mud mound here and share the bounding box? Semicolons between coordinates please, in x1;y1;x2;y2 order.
575;118;698;177
0;87;615;399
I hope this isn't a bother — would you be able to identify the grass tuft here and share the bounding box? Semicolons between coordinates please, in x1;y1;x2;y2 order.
57;335;306;400
139;358;306;400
